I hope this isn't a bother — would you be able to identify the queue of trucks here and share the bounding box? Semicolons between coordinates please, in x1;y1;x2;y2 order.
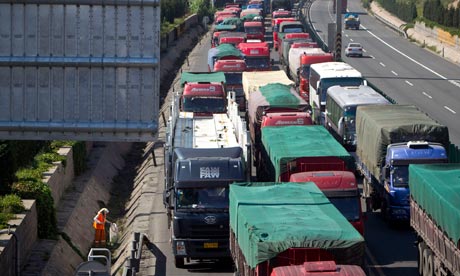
162;1;459;274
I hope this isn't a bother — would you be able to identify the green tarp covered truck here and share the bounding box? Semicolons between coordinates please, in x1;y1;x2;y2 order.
229;182;365;276
356;105;449;222
409;164;460;276
258;125;354;181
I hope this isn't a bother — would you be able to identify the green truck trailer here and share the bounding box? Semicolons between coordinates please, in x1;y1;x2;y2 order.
229;182;365;276
409;164;460;276
257;125;354;181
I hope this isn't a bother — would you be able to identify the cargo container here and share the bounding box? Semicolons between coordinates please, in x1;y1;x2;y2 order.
229;182;365;276
257;125;354;182
409;164;460;276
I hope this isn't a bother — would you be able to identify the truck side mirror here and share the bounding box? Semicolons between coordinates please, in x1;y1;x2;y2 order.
271;59;275;65
384;166;390;179
316;81;320;94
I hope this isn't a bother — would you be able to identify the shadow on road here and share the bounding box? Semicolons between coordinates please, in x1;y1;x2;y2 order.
186;258;235;273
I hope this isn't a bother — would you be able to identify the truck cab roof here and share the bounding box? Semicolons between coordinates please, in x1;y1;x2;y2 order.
261;112;312;127
289;171;358;191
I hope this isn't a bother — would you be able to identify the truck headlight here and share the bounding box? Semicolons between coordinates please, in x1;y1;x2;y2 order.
176;241;187;255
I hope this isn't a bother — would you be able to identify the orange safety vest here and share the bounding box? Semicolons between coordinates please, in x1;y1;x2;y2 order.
93;213;106;230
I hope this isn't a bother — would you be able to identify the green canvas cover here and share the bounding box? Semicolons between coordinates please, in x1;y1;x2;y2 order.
220;17;243;26
214;24;237;31
409;164;460;244
261;125;353;180
241;14;259;21
229;182;365;269
180;72;226;86
355;105;449;178
248;83;306;125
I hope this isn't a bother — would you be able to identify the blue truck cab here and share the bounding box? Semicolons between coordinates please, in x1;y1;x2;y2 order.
377;141;447;221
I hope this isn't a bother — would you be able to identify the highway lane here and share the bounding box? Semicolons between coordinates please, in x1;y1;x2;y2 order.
308;0;460;145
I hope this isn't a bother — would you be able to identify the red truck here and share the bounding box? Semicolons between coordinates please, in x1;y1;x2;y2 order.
298;49;334;101
271;10;292;26
238;42;271;71
272;17;296;51
213;59;246;111
219;32;247;47
243;21;265;41
261;112;312;127
230;183;366;276
276;21;305;52
289;171;365;235
279;33;311;68
180;72;227;114
247;83;310;165
271;261;366;276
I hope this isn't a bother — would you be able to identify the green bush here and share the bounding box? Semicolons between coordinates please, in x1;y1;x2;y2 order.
71;142;87;176
0;194;24;214
12;180;57;239
189;0;215;21
0;212;14;229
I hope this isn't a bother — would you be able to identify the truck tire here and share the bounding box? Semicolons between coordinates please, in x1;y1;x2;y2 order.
423;247;434;276
418;241;427;275
174;256;185;268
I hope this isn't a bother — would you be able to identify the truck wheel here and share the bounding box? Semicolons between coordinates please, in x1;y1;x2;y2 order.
418;242;427;275
423;248;434;276
174;256;185;268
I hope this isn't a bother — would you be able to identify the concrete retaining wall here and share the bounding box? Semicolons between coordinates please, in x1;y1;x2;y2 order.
414;22;460;48
0;200;37;276
42;142;131;276
43;147;75;208
161;14;200;52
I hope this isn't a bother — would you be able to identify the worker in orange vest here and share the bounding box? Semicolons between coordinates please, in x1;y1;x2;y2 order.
93;208;110;246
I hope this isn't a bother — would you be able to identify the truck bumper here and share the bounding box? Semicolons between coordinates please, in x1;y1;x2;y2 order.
172;237;230;259
388;205;410;221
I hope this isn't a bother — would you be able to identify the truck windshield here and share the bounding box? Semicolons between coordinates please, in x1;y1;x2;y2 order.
282;27;303;33
320;78;364;102
182;96;226;113
245;57;270;69
329;196;360;222
392;165;409;188
176;187;229;210
224;73;243;85
245;27;263;34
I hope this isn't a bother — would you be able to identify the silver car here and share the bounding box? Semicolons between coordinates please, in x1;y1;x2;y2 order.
345;43;363;57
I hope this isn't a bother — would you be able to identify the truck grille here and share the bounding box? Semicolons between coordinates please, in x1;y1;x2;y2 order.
190;224;229;238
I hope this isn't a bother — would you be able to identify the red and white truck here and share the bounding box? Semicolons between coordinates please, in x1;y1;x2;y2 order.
297;49;334;101
272;17;296;51
278;32;311;67
290;171;365;235
288;48;330;86
238;42;271;71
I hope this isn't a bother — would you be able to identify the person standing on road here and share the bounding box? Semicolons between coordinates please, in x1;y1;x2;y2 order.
93;208;110;247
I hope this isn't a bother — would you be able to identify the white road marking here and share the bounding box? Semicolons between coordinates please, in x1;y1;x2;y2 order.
370;55;375;59
422;92;432;99
345;34;349;37
360;23;460;90
444;106;457;114
449;80;460;88
363;49;367;52
350;38;354;42
366;246;387;276
379;62;386;67
391;70;398;76
405;81;414;86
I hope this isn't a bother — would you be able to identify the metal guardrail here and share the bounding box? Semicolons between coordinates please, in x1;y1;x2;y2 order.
121;232;147;276
372;12;407;38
